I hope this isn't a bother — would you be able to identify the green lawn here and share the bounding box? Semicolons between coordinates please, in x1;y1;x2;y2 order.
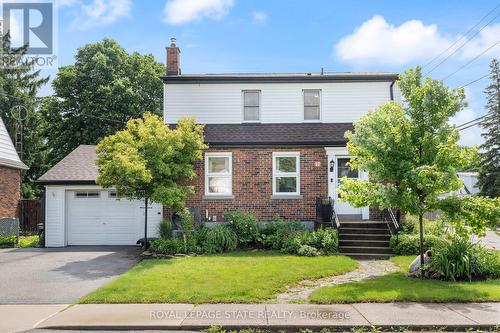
80;251;358;304
309;256;500;303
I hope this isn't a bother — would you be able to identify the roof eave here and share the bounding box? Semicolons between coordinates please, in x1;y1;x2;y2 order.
35;180;97;185
162;74;399;84
0;157;29;170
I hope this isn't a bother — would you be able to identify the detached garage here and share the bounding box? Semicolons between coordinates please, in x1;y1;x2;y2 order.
37;145;163;247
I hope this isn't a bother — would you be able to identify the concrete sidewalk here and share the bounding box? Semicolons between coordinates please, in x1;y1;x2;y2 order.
35;302;500;331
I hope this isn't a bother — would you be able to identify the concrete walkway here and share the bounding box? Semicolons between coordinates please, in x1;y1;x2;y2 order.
34;303;500;331
0;304;68;333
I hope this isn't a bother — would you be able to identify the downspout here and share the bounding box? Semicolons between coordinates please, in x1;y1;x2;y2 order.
389;80;396;101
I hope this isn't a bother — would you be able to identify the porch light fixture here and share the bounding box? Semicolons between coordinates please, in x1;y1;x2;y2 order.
329;159;335;172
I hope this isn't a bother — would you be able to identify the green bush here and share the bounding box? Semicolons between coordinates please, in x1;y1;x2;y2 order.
297;244;320;257
284;228;338;255
399;214;448;236
389;233;445;255
150;238;184;255
0;235;17;247
158;219;173;239
260;220;305;250
428;235;500;281
196;225;238;254
224;211;261;247
19;235;39;248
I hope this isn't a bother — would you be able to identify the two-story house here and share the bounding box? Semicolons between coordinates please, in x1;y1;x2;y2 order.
164;39;400;223
38;39;399;248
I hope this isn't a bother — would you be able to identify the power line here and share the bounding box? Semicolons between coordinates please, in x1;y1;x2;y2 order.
442;40;500;80
422;3;500;69
424;11;500;76
457;116;486;128
458;73;490;88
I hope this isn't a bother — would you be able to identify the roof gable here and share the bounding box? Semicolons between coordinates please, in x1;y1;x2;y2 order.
0;117;28;170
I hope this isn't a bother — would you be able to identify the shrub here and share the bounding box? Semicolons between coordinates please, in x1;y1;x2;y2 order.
179;208;197;253
389;234;445;255
284;228;338;255
297;244;320;257
224;211;261;247
158;219;173;239
196;225;238;254
399;214;448;236
260;220;305;250
427;235;500;281
150;238;184;255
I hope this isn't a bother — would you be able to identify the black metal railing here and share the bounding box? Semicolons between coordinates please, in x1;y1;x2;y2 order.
315;197;339;229
383;207;400;238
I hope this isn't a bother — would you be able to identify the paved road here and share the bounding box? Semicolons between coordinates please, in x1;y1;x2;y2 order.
0;246;139;304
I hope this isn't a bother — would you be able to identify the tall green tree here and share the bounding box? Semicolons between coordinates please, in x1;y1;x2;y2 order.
339;67;498;270
96;113;206;247
478;58;500;198
0;33;49;198
41;38;164;166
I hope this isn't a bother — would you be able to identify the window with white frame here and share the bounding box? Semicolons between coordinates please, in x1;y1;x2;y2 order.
242;90;260;122
205;153;232;195
303;89;321;121
272;152;300;195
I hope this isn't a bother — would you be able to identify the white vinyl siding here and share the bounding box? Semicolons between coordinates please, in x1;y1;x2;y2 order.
45;187;66;247
164;81;399;124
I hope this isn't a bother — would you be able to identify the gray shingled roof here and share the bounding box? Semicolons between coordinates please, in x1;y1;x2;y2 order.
37;123;352;183
37;145;97;184
203;123;352;146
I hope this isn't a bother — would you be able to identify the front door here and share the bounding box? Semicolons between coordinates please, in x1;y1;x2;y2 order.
335;158;362;218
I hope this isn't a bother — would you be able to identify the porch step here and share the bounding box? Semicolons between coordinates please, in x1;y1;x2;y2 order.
340;246;392;255
340;222;388;229
340;233;391;241
341;253;393;260
339;239;390;247
339;227;389;235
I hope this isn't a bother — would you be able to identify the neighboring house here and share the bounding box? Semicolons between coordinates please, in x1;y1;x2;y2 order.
163;39;400;223
456;172;480;196
0;116;28;219
37;145;162;247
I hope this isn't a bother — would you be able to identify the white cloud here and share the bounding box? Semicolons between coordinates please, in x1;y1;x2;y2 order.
252;11;267;24
334;15;500;66
163;0;234;25
67;0;132;30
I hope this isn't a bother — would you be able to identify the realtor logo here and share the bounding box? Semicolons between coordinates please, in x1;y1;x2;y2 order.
2;1;53;54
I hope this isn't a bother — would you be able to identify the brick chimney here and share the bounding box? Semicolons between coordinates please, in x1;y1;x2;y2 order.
166;37;180;76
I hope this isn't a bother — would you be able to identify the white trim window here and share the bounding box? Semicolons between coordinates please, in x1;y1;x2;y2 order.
272;152;300;195
242;90;260;122
205;152;232;195
303;89;321;121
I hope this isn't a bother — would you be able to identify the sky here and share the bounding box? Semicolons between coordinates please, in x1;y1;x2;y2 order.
5;0;500;147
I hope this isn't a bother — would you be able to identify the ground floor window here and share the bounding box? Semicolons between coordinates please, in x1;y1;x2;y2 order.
205;152;232;195
272;152;300;195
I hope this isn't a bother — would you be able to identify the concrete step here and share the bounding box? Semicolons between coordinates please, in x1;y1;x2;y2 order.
340;246;392;255
342;253;393;260
339;227;390;235
339;239;390;247
340;222;388;229
339;233;391;241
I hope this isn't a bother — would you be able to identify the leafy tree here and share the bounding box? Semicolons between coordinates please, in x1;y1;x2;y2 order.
41;38;164;166
338;66;498;269
0;33;49;198
478;58;500;197
96;113;206;247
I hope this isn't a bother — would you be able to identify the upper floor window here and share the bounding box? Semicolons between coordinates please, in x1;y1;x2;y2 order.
272;152;300;195
303;89;321;121
243;90;260;122
205;152;232;195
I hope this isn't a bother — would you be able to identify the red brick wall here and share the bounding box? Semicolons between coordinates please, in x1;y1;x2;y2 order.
0;166;21;218
177;147;328;222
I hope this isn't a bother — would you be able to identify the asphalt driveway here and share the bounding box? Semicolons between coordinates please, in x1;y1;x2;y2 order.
0;246;140;304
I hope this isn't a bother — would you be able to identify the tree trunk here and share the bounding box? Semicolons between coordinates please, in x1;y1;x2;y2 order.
419;213;425;278
144;197;148;249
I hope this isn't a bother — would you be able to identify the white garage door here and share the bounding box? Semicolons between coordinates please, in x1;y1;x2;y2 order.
66;190;156;245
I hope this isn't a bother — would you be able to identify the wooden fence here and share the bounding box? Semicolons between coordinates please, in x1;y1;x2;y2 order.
19;199;43;233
